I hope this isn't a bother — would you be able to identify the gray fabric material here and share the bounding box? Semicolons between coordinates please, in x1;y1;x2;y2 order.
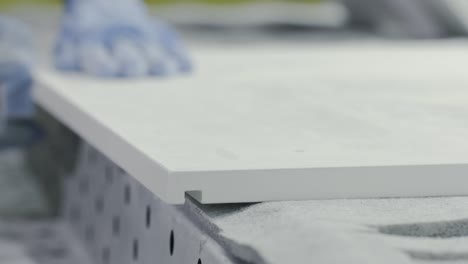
188;197;468;264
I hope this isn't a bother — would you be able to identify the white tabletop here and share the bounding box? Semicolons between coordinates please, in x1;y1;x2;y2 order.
35;40;468;204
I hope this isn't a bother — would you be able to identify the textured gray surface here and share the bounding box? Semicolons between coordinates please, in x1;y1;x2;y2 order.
189;197;468;264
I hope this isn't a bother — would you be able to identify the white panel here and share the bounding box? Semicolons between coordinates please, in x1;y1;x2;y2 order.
35;41;468;204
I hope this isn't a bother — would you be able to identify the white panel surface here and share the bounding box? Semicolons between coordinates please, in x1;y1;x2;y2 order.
34;41;468;204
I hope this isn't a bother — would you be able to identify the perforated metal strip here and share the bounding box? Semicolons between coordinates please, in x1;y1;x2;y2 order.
62;143;234;264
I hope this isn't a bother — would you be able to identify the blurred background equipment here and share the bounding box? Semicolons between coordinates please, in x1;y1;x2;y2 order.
3;0;468;38
343;0;468;38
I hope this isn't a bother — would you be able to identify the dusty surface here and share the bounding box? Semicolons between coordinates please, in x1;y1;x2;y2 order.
191;197;468;264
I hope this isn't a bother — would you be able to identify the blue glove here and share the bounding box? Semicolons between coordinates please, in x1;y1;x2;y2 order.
0;62;34;119
0;17;41;149
55;0;192;77
0;16;34;119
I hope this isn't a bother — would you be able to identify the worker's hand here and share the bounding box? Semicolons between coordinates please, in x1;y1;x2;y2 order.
0;17;34;120
54;0;192;78
0;17;42;149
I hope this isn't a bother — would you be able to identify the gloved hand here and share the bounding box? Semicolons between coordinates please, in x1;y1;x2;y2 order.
0;17;41;149
55;0;192;77
0;16;34;120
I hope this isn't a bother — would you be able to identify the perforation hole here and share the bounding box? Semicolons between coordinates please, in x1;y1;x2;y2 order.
112;216;120;236
124;185;131;204
146;206;151;228
198;259;202;264
133;239;139;261
170;230;175;256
